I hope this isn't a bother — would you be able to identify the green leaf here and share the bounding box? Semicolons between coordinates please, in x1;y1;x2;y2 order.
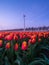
28;59;46;65
1;49;6;59
0;48;3;57
32;42;38;50
40;53;49;64
40;46;49;51
14;55;24;65
10;41;14;63
4;56;11;65
29;42;39;56
0;48;3;51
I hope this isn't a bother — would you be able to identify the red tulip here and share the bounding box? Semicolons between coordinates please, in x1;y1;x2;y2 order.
0;40;3;47
38;33;43;38
20;34;23;39
0;33;3;39
31;38;36;44
13;35;18;40
21;41;28;51
5;34;13;41
31;35;36;40
14;43;19;51
28;39;32;43
23;34;26;39
38;38;41;42
5;42;10;49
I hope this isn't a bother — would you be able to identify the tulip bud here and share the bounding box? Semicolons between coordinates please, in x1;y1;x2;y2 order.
0;40;3;47
21;41;28;51
13;35;18;40
0;33;3;39
5;42;10;49
14;43;19;51
38;38;41;42
28;39;32;43
31;38;36;44
5;34;13;41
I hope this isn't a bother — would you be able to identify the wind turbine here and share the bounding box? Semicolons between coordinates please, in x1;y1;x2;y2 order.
23;14;26;31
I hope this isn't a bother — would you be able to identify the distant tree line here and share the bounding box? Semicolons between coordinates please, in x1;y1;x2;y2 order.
25;26;49;31
0;26;49;31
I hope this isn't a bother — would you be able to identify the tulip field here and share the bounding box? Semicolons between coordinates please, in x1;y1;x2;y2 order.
0;31;49;65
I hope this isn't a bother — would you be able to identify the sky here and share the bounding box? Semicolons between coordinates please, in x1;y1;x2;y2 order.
0;0;49;30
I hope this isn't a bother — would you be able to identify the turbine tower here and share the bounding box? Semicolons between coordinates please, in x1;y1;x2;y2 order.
23;14;26;31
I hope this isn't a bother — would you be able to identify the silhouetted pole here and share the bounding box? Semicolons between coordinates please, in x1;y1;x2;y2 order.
23;14;26;31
